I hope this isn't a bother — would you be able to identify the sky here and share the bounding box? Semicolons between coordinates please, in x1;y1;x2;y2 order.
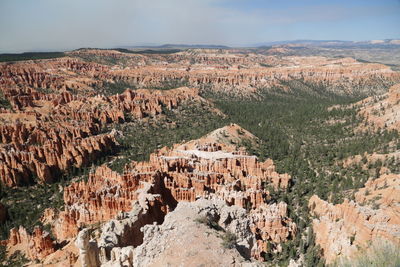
0;0;399;53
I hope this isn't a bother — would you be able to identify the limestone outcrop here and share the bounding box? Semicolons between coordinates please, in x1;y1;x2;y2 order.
46;125;295;263
79;196;264;267
2;51;398;106
2;48;399;265
75;229;100;267
2;51;397;185
4;226;55;261
129;199;263;267
0;76;201;187
309;173;400;264
0;130;118;187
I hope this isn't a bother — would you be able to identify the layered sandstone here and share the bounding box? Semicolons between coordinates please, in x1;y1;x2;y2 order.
4;226;56;261
0;128;118;187
309;173;400;264
71;192;264;266
2;51;398;106
1;49;397;188
29;125;295;265
2;48;398;265
93;55;398;96
0;82;201;187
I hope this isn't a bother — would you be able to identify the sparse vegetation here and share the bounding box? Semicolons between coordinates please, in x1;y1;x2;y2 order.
221;231;237;249
95;81;136;95
0;182;65;240
1;47;398;266
147;78;189;90
194;216;223;231
0;247;29;267
0;92;12;110
108;101;226;173
333;241;400;267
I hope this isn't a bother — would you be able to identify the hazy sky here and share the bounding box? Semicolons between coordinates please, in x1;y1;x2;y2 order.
0;0;399;53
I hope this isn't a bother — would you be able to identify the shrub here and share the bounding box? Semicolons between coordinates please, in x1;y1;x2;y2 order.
334;240;400;267
194;216;222;231
221;231;237;249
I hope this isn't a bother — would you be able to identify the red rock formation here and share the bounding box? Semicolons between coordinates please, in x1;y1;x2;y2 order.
2;52;398;106
0;131;118;187
1;52;397;188
104;59;398;96
110;87;202;118
0;64;201;187
5;226;55;260
2;50;397;264
309;173;400;264
51;125;295;260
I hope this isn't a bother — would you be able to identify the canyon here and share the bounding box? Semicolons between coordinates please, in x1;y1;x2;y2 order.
308;82;400;264
2;49;400;102
0;83;201;187
2;50;398;189
1;47;399;266
3;125;296;266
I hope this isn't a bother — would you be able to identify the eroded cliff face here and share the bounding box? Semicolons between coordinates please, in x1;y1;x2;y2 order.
108;56;398;96
2;51;398;105
309;173;400;264
0;83;200;187
11;125;296;265
3;226;55;261
102;198;265;267
1;51;397;187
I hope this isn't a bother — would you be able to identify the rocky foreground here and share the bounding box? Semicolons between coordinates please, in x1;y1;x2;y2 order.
4;123;397;266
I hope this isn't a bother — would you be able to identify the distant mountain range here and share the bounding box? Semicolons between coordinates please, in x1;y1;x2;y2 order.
120;44;230;49
253;39;400;48
2;39;399;55
120;39;400;50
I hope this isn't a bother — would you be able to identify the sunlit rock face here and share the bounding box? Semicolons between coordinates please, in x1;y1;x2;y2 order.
309;173;400;264
3;226;56;261
0;58;201;187
12;125;295;265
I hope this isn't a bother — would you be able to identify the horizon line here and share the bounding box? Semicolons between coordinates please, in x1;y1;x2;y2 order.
1;38;400;54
